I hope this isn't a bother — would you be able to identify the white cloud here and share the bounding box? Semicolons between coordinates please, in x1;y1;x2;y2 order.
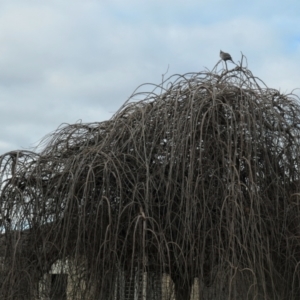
0;0;300;154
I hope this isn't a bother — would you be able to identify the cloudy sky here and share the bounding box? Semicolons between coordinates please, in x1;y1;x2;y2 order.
0;0;299;154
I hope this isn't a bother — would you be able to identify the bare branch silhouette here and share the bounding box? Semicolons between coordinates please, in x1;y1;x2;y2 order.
1;59;300;299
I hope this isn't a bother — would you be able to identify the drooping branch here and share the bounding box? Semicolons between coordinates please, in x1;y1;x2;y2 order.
1;62;300;299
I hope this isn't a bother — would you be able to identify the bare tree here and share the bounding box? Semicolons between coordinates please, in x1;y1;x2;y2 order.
1;56;300;299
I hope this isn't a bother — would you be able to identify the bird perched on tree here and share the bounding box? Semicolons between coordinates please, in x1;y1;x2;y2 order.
220;50;234;70
220;50;233;62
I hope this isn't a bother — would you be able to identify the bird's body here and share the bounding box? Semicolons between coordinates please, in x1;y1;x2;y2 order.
220;50;233;62
220;50;234;70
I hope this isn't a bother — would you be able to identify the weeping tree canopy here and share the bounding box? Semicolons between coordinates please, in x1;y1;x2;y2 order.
1;59;300;299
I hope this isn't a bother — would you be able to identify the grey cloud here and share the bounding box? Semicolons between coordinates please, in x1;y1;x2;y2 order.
1;0;300;155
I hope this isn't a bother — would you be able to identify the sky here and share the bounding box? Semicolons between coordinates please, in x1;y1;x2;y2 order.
0;0;300;154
